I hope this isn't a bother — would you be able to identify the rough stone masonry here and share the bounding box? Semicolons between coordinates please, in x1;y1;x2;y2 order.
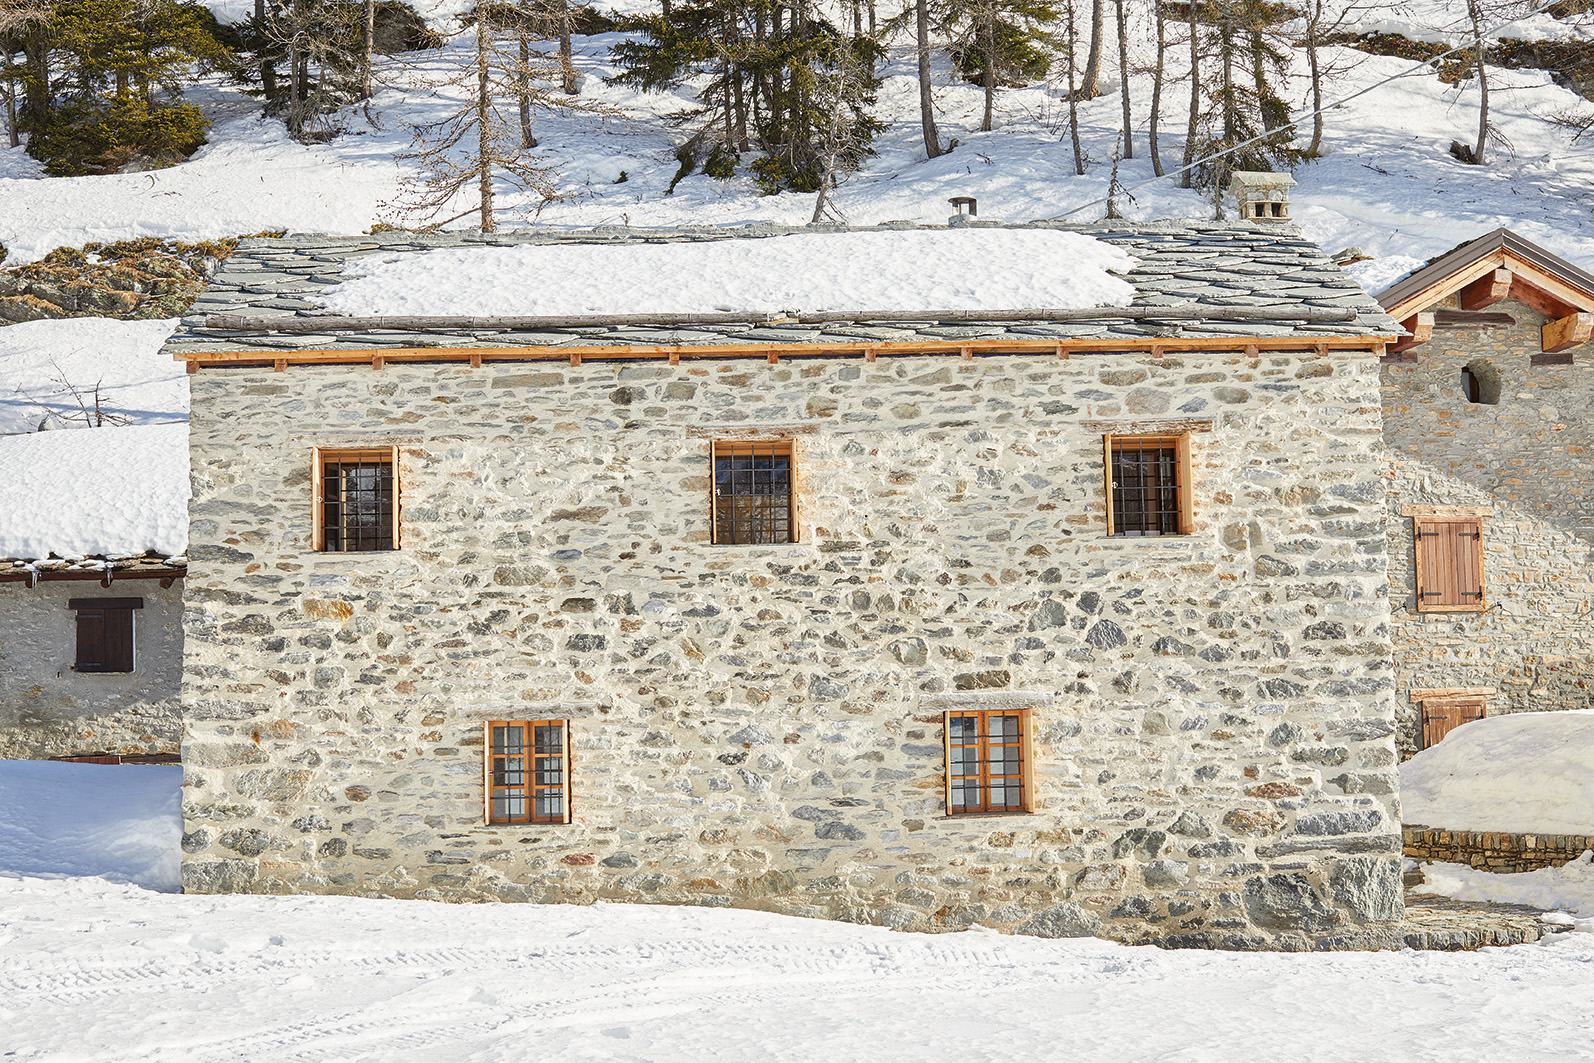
180;344;1405;949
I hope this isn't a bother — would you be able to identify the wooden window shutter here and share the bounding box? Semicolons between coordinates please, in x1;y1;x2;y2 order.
1421;698;1487;748
69;598;141;673
388;444;402;549
1414;518;1485;612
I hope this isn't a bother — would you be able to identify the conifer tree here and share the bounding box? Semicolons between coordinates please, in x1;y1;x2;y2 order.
946;0;1058;132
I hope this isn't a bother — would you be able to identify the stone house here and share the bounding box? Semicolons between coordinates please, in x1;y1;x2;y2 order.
169;218;1412;949
0;424;187;761
1377;229;1594;757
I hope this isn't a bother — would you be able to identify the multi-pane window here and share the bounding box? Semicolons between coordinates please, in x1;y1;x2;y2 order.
69;597;141;673
1413;517;1485;612
485;720;571;825
1104;433;1193;536
314;447;398;552
944;709;1033;815
711;439;797;544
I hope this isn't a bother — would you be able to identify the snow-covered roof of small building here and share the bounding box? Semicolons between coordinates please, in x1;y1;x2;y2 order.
165;221;1401;362
0;319;190;570
0;423;190;568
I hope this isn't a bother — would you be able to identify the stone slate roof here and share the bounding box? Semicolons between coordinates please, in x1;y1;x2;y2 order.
165;220;1402;358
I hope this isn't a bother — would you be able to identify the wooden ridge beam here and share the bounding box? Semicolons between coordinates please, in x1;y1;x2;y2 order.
1459;268;1513;310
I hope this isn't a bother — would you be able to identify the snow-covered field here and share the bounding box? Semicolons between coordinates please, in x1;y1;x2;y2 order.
3;759;1594;1062
1;1;1591;284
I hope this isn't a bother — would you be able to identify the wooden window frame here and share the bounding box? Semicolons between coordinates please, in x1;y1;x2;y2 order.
1413;516;1485;613
1104;433;1194;537
68;597;142;673
484;719;572;825
710;438;799;545
1412;691;1490;749
942;708;1035;816
312;446;400;552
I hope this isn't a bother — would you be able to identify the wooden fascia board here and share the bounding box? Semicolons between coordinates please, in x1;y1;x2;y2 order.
173;335;1389;370
1384;251;1594;322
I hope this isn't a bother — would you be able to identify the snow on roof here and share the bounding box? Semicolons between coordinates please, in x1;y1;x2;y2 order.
0;318;185;437
1400;710;1594;836
317;229;1138;318
0;423;190;561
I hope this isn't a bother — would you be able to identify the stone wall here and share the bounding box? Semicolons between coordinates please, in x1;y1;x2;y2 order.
182;349;1403;949
1404;825;1594;873
0;579;183;758
1383;296;1594;757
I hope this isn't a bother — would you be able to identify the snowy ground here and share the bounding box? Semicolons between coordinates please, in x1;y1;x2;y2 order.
3;760;1594;1062
1;4;1591;285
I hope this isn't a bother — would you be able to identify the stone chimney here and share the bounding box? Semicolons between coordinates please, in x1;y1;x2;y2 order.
948;196;978;226
1229;171;1297;222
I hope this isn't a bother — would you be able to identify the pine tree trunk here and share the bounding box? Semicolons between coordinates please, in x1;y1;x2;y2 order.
561;0;578;94
477;14;495;233
256;0;277;102
1066;0;1084;175
288;0;305;135
362;0;375;100
1149;0;1165;175
1076;0;1103;100
1114;0;1131;157
518;32;536;148
980;12;995;132
916;0;942;158
22;26;50;129
1470;0;1488;165
1180;4;1198;188
3;77;18;148
1305;1;1324;156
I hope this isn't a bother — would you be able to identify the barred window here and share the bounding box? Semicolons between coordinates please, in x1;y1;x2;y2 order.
314;447;398;552
944;709;1033;815
1105;433;1193;537
485;720;571;825
712;439;797;544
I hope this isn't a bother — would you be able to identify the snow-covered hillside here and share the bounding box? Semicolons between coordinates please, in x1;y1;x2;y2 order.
1;1;1591;282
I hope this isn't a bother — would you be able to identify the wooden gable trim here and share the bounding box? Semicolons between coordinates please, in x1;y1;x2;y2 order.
1382;247;1594;352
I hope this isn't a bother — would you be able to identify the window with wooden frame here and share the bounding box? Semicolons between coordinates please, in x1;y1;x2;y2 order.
943;709;1034;815
313;447;399;552
711;439;798;545
1413;693;1489;749
68;597;141;673
485;720;572;825
1413;517;1485;612
1104;433;1193;537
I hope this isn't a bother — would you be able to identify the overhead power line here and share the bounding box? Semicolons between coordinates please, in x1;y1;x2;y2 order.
1051;0;1566;221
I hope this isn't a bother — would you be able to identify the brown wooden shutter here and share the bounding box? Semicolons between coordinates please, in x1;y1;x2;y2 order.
1421;698;1488;748
69;598;141;673
1413;518;1485;612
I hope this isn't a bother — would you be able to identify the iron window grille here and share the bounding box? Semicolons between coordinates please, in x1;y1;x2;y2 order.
711;439;797;545
1105;433;1194;537
314;447;399;552
485;720;572;825
944;709;1034;815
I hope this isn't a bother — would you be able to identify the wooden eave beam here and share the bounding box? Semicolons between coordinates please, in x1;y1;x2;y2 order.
1459;268;1513;310
173;334;1390;371
1385;252;1594;323
1387;312;1434;355
0;568;186;585
1542;312;1594;354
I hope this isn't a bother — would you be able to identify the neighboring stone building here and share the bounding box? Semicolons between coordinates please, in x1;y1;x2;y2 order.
171;220;1411;949
0;425;188;761
1378;229;1594;757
